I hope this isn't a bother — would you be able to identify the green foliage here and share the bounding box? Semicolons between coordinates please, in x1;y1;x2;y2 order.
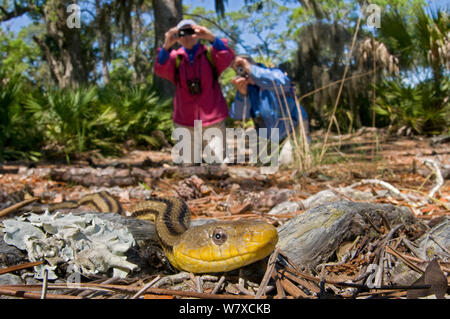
2;0;449;163
375;78;450;135
375;5;449;135
0;72;43;161
16;84;173;161
100;84;174;148
24;86;110;159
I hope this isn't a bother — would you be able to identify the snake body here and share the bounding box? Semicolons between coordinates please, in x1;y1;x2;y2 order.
130;197;278;273
15;191;124;214
7;190;278;273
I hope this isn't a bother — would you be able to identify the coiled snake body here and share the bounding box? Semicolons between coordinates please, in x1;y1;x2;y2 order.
13;191;278;273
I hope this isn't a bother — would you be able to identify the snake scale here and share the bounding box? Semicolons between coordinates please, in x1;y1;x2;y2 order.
9;191;278;273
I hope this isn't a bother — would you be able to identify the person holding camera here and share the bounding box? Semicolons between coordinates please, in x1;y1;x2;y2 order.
230;55;310;146
154;19;235;165
230;54;309;141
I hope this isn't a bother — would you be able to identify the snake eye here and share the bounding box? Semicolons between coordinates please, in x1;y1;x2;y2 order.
212;227;227;245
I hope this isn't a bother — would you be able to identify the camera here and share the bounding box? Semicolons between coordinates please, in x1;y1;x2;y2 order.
178;27;195;37
236;66;248;78
187;78;202;95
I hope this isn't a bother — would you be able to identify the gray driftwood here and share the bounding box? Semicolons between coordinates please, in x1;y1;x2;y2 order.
48;165;229;187
277;201;425;270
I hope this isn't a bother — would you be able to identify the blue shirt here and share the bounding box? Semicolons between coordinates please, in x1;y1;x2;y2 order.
158;37;227;65
230;64;308;141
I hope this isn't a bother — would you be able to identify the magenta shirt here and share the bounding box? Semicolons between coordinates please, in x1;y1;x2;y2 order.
154;39;235;127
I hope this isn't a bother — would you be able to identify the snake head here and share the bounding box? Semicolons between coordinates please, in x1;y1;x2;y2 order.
172;220;278;273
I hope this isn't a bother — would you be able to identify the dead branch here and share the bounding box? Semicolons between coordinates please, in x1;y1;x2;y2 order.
0;197;40;218
255;247;280;298
0;260;44;275
422;159;444;201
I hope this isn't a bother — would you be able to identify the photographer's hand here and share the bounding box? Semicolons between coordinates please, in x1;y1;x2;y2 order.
231;77;249;95
233;57;251;76
163;27;179;50
193;25;216;42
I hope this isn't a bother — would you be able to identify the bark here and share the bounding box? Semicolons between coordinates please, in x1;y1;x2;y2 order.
152;0;182;98
95;0;111;84
128;2;144;84
32;0;89;88
45;165;229;187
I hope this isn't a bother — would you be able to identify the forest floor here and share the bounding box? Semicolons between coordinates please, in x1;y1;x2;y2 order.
0;127;448;299
1;127;448;219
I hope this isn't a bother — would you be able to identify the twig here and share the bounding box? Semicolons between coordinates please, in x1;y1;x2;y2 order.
297;70;376;104
0;287;82;299
0;260;44;276
40;269;48;299
278;273;309;298
422;159;444;201
292;87;311;158
0;197;40;218
211;275;225;295
277;249;303;273
326;184;356;202
271;81;301;170
235;279;254;296
128;286;261;299
280;262;432;293
152;272;191;288
278;84;302;168
349;179;421;214
2;282;261;299
359;211;382;233
319;1;367;163
255;247;280;298
350;179;409;201
131;275;161;299
402;188;450;211
385;246;425;274
77;276;120;298
417;170;433;192
195;275;203;293
278;268;320;295
271;271;286;298
374;249;385;288
319;265;326;297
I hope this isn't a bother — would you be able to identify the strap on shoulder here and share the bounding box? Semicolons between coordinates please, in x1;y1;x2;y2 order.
175;54;182;85
174;47;218;87
205;47;218;87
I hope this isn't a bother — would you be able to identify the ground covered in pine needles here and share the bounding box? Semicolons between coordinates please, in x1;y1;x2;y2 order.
0;128;448;299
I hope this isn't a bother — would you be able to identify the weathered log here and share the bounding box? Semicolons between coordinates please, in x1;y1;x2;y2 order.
277;201;425;271
48;165;229;186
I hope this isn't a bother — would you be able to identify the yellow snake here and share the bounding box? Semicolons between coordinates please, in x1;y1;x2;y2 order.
130;197;278;273
9;191;278;273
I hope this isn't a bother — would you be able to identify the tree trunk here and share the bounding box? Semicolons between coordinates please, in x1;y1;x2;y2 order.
152;0;182;98
33;0;89;89
95;0;111;85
